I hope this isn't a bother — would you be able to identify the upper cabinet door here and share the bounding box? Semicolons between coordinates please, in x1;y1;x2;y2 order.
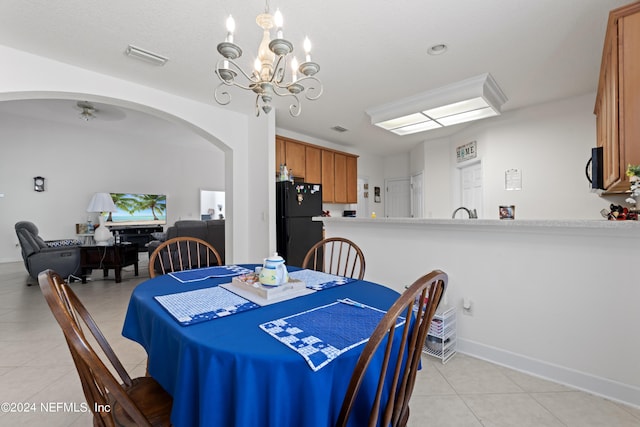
595;2;640;193
305;146;322;185
322;150;335;203
346;155;358;203
334;153;348;203
284;140;306;179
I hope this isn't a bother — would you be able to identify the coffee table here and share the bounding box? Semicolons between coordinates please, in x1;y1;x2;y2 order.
80;243;139;283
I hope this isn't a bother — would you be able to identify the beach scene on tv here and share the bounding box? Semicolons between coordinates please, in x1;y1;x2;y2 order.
104;193;167;226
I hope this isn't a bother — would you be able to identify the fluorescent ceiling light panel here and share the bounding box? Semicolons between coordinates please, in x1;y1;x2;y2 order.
391;120;442;135
436;106;498;126
375;113;431;130
423;97;490;119
125;45;169;66
366;73;507;136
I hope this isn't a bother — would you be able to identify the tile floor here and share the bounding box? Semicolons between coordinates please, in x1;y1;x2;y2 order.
0;259;639;426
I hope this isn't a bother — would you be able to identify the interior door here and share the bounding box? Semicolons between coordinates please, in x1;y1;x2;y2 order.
461;162;483;217
385;178;410;218
410;172;423;218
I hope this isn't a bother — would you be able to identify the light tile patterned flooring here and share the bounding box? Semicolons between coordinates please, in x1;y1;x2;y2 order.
0;259;638;426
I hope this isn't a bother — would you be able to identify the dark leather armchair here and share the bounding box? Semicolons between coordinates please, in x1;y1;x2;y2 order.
15;221;81;283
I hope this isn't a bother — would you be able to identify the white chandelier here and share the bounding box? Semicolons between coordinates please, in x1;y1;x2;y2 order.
214;3;322;117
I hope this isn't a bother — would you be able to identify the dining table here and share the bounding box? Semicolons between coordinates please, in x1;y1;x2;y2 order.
121;264;404;427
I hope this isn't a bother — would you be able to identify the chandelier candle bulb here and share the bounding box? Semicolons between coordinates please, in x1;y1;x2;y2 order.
274;9;283;39
225;15;235;43
291;57;298;82
303;37;312;62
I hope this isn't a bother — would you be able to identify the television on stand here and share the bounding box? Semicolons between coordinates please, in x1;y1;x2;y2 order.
103;193;167;251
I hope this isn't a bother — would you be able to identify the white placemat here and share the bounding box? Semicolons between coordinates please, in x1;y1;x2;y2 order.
288;269;356;291
169;265;253;283
155;286;259;325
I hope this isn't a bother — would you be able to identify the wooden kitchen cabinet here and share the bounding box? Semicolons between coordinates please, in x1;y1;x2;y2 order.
595;2;640;193
321;150;335;203
284;140;306;179
334;153;348;203
305;146;322;184
346;155;358;203
275;135;358;203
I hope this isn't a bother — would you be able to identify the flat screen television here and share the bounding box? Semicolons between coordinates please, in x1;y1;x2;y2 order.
104;193;167;227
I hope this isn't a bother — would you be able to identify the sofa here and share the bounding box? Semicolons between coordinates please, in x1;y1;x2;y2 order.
147;220;225;263
15;221;82;283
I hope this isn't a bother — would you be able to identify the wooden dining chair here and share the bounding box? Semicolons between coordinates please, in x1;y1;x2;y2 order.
336;269;448;427
38;269;173;427
302;237;366;280
148;236;222;278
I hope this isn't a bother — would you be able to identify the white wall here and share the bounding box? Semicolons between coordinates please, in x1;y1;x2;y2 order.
423;138;453;218
0;109;225;262
322;218;640;408
0;44;271;264
425;93;612;219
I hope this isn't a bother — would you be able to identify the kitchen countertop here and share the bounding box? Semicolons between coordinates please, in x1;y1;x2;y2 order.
313;216;640;230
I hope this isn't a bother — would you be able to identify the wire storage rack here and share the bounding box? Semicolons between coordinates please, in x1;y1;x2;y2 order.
423;305;456;363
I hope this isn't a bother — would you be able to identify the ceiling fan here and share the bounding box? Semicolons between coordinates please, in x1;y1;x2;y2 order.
76;101;96;121
74;100;127;122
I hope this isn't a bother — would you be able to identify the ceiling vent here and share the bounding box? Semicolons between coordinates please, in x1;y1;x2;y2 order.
331;125;349;133
125;45;169;66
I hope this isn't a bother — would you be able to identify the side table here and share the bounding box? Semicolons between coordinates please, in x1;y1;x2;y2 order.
80;243;139;283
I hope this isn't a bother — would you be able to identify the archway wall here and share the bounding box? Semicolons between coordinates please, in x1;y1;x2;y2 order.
0;44;273;263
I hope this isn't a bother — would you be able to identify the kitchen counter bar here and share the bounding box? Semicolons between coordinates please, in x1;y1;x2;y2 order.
314;216;640;230
316;215;640;409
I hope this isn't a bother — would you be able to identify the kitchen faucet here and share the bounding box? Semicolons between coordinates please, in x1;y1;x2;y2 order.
451;207;477;219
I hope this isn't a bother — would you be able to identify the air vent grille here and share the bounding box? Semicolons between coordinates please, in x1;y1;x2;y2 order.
331;125;349;133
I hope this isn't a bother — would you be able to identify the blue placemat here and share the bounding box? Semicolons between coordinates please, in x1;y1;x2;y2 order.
155;286;259;325
259;299;405;371
288;269;356;291
169;265;253;283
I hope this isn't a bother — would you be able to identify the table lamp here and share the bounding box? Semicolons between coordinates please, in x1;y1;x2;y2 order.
87;192;117;245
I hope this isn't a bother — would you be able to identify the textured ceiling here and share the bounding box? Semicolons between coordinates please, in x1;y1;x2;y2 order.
0;0;632;155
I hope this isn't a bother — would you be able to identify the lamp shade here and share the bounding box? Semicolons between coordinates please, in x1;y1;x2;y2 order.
87;192;117;213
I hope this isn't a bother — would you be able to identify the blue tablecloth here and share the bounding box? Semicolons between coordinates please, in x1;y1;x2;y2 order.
122;265;402;427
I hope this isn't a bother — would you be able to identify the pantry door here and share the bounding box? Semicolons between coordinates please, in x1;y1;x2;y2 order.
385;178;411;218
460;161;483;217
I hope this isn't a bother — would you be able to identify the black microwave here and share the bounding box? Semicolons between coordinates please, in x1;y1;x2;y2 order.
587;147;604;190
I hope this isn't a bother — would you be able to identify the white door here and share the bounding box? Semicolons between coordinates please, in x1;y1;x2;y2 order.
461;162;483;217
385;178;411;217
410;172;424;218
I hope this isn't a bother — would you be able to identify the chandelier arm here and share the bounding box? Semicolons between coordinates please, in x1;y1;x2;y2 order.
255;94;262;117
215;58;259;90
214;82;232;106
264;87;302;117
271;55;288;85
295;75;324;101
288;95;302;117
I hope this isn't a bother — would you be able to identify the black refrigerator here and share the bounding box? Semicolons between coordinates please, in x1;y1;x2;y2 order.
276;182;323;267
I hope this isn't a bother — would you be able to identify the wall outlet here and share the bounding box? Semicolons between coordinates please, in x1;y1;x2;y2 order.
462;298;473;316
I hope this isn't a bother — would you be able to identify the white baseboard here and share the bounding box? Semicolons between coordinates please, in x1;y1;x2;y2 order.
457;338;640;409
